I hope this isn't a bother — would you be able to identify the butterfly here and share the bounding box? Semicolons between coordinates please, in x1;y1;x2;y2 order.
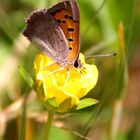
23;0;81;68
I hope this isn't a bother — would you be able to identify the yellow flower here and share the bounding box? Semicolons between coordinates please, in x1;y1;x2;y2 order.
34;53;98;112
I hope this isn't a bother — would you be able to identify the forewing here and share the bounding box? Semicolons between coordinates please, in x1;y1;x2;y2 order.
23;10;69;63
48;0;80;64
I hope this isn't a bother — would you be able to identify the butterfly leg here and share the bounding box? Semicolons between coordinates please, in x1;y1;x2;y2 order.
80;66;86;75
73;65;86;77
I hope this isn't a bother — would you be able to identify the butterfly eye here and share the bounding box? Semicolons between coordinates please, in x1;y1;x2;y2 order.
74;60;79;68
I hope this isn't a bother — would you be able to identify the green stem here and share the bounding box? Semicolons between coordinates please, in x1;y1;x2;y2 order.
44;110;54;140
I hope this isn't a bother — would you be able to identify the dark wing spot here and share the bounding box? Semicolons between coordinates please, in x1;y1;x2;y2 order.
68;27;74;32
69;16;73;20
68;38;73;42
56;19;61;23
73;20;79;23
64;15;69;18
62;20;66;23
69;47;72;50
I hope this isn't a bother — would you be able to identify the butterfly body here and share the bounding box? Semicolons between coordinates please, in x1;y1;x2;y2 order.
23;0;80;67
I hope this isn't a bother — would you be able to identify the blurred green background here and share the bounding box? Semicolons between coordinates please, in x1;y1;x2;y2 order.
0;0;140;140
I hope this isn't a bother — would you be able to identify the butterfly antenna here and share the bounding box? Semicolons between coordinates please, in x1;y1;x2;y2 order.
86;53;117;59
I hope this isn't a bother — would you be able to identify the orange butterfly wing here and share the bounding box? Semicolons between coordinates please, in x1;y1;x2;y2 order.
48;0;80;65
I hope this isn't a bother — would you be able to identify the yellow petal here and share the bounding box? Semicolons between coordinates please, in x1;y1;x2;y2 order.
34;53;98;112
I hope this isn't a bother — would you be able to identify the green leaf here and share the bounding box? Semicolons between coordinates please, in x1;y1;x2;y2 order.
47;98;59;108
36;84;45;101
76;98;99;110
59;98;72;113
19;66;34;88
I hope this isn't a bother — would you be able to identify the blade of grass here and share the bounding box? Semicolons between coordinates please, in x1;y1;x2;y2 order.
18;98;26;140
